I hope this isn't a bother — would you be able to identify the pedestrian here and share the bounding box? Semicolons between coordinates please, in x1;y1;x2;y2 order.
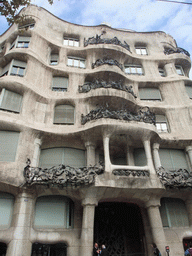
93;243;99;256
152;243;161;256
100;244;108;256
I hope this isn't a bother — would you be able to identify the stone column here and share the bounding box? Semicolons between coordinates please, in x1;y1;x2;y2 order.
143;140;156;175
126;145;134;165
164;63;174;77
103;134;111;172
6;190;34;256
152;143;161;169
185;198;192;226
31;138;42;167
186;146;192;168
85;141;96;166
145;199;166;256
80;198;98;256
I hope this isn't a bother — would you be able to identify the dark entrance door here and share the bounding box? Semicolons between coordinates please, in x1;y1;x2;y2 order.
0;242;7;256
94;202;145;256
183;238;192;251
31;243;67;256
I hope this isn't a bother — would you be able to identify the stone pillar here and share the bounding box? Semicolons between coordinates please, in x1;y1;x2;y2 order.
6;190;34;256
185;198;192;226
152;143;161;169
164;63;175;76
31;138;42;167
103;134;111;172
85;141;96;166
145;199;166;256
143;140;156;174
126;145;134;165
186;146;192;168
80;198;98;256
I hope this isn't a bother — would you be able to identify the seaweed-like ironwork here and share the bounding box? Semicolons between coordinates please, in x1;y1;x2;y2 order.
84;34;131;53
81;105;155;125
78;79;137;98
23;159;104;187
164;47;190;57
113;169;150;177
156;166;192;188
92;57;123;71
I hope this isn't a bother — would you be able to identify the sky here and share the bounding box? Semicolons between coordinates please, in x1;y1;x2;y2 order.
0;0;192;77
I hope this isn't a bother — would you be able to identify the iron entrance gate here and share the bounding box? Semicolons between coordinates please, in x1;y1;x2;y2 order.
31;243;67;256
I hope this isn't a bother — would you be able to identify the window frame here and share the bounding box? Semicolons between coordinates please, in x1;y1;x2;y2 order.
124;64;144;75
10;36;30;50
18;23;35;30
67;57;85;68
155;115;169;133
52;77;69;91
135;47;148;55
158;68;166;77
50;53;59;65
54;104;75;124
175;65;184;76
185;85;192;99
139;87;162;101
63;37;79;47
0;88;23;113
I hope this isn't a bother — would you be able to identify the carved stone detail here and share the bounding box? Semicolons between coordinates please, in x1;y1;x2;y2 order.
92;57;123;71
23;159;104;187
81;105;155;125
156;166;192;188
84;34;131;53
164;47;190;57
78;78;137;98
113;169;150;177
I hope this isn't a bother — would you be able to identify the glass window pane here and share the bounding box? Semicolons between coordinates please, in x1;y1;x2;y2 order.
64;39;68;45
137;67;143;74
67;58;73;66
135;48;141;54
18;67;25;76
80;60;85;68
74;40;79;47
0;131;20;161
141;48;147;55
74;59;79;67
69;40;73;46
130;67;136;73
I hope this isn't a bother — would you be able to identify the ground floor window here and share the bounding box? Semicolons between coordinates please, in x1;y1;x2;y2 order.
0;242;7;256
31;243;67;256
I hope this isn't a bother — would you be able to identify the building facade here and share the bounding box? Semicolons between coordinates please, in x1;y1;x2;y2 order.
0;5;192;256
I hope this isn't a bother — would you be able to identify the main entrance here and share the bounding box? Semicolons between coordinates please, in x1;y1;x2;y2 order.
94;202;145;256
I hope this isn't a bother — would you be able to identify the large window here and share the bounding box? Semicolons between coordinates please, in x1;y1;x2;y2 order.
50;53;59;65
158;68;166;77
34;196;73;229
0;89;22;113
175;65;184;76
10;36;30;50
0;193;14;228
0;60;27;77
54;105;75;124
0;131;20;162
39;147;86;168
134;148;147;166
124;64;144;75
139;88;161;101
52;77;68;91
159;148;189;171
19;23;35;30
155;115;168;133
160;198;189;227
64;37;79;47
135;47;147;55
67;57;85;68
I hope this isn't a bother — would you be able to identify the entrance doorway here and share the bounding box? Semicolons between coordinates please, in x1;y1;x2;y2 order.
0;242;7;256
31;243;67;256
94;202;145;256
183;238;192;251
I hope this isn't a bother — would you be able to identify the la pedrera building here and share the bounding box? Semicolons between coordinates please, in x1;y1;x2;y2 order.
0;5;192;256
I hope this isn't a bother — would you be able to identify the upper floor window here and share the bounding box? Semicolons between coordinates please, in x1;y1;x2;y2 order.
39;147;86;168
64;37;79;47
158;68;166;77
139;88;161;101
159;148;189;171
0;131;20;162
50;53;59;65
0;60;27;78
19;23;35;30
10;36;30;50
155;115;169;132
135;47;147;55
185;85;192;99
54;104;75;124
0;193;14;228
52;77;68;91
34;196;74;228
0;88;22;113
0;43;5;53
160;198;189;227
124;64;144;75
175;65;184;76
67;57;85;68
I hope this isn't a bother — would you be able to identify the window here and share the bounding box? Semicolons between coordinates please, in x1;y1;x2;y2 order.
0;89;22;113
124;64;144;75
135;47;147;55
139;88;161;101
159;149;189;171
0;44;4;53
185;85;192;99
0;193;14;228
34;196;74;228
10;60;26;77
54;105;74;124
159;68;166;77
39;147;86;168
134;148;147;166
32;243;67;256
50;53;59;65
67;57;85;68
64;37;79;47
155;115;168;132
52;77;68;91
0;131;20;162
17;36;30;48
160;198;189;227
175;65;184;76
19;23;35;30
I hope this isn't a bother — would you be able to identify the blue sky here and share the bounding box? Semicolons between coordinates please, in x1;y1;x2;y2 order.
0;0;192;77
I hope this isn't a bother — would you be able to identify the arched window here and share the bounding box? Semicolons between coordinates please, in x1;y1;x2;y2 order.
39;147;86;168
160;198;189;227
54;105;75;124
0;193;14;228
34;196;73;229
